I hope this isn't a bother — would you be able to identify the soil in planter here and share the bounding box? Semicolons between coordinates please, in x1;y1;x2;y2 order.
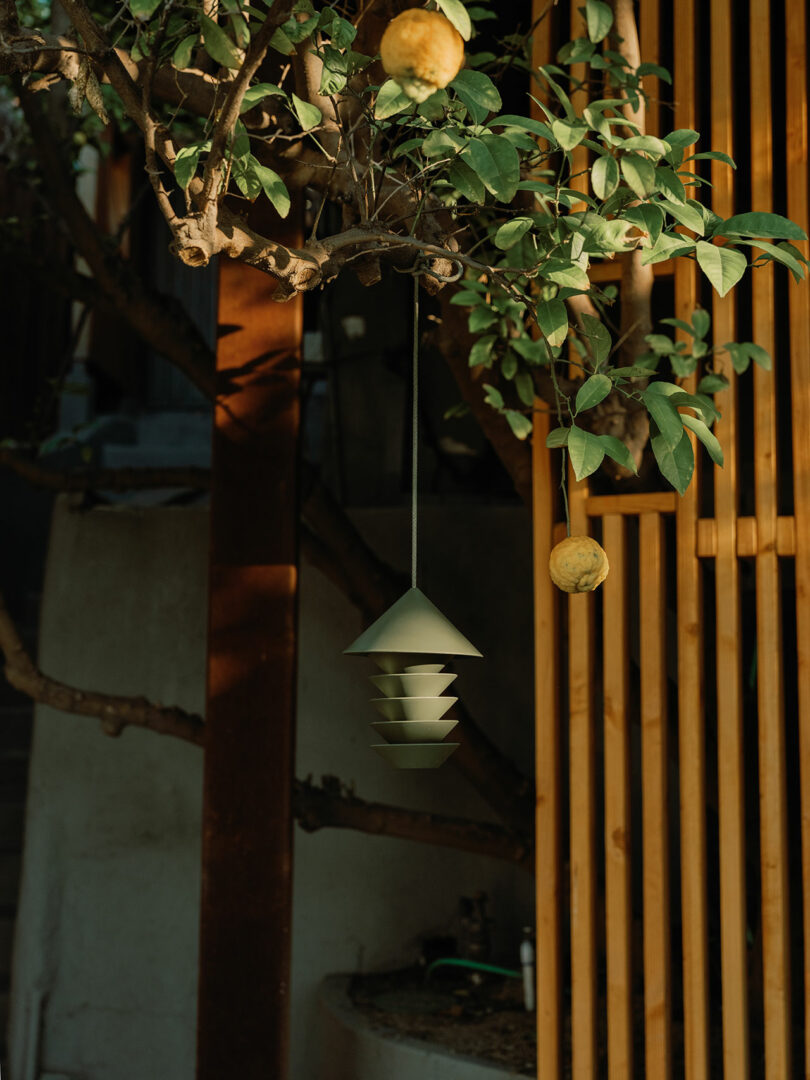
349;966;536;1076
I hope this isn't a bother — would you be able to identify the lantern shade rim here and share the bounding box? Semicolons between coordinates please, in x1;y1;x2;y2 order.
344;587;482;659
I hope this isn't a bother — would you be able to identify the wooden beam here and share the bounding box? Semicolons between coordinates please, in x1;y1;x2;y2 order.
639;512;672;1080
568;465;597;1080
532;408;562;1080
673;3;711;1075
197;214;302;1080
602;514;633;1080
750;3;792;1075
785;0;810;1072
710;4;750;1068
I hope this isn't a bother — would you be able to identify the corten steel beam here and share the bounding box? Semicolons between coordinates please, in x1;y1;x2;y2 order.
196;209;302;1080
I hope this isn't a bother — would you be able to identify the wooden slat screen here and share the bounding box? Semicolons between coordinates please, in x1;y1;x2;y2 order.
530;1;810;1076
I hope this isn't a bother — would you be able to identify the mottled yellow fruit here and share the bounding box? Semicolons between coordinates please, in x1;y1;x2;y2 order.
380;9;465;102
549;536;609;593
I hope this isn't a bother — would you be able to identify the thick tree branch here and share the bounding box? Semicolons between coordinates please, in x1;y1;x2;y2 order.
0;452;210;492
0;588;206;745
294;776;532;870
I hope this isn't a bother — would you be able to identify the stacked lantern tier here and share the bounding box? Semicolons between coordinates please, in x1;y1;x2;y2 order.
344;588;482;769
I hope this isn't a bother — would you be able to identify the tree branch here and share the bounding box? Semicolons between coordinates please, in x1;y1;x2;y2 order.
0;452;210;492
294;776;532;870
0;588;206;745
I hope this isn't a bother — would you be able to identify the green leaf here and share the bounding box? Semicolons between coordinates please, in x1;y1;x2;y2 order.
319;44;349;94
318;9;357;48
252;162;290;217
536;299;568;348
660;317;695;336
374;79;412;120
543;259;590;290
130;0;160;19
451;70;502;122
546;426;569;448
579;312;611;368
645;333;676;355
640;231;695;265
591;154;619;200
575;373;612;413
463;136;520;202
435;0;472;40
668;390;720;424
585;0;613;42
515;371;535;407
663;129;699;151
698;373;730;394
568;425;606;480
482;383;504;409
695;241;747;297
489;114;554;140
501;351;518;380
505;409;533;439
681;413;724;466
448;161;485;203
658;197;704;234
723;342;750;374
691;308;710;339
200;13;242;69
643;386;683;450
270;26;296;55
512;338;547;365
232;157;262;199
737;238;808;282
290;93;322;130
684;150;736;169
636;62;672;84
468;306;498;331
715;212;807;242
174;141;209;190
173;34;197;69
494;217;533;250
240;83;286;112
654;165;686;203
620;153;656;200
651;426;694;494
622;203;664;246
619;135;670;159
598;434;638;474
469;335;497;367
551;119;589;151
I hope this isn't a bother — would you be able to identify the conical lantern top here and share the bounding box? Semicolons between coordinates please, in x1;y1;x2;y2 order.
344;587;482;659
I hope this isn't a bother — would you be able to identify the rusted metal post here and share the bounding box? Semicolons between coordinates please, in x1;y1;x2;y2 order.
196;215;302;1080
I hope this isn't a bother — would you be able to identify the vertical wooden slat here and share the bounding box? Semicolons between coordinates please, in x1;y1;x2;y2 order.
673;3;711;1077
710;0;750;1075
568;3;589;207
568;468;597;1080
602;514;632;1080
638;0;660;135
533;409;562;1080
639;513;671;1079
785;1;810;1074
750;3;792;1075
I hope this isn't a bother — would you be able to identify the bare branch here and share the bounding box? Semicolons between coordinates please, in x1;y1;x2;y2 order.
294;776;532;869
0;452;210;492
0;589;206;745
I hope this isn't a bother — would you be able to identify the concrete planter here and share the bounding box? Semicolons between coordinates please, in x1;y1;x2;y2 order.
318;975;527;1080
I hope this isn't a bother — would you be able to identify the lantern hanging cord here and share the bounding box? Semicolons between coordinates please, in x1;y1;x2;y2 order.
411;275;419;589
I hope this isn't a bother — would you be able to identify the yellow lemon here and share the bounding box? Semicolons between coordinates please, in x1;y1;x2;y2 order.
380;9;465;102
548;536;609;593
